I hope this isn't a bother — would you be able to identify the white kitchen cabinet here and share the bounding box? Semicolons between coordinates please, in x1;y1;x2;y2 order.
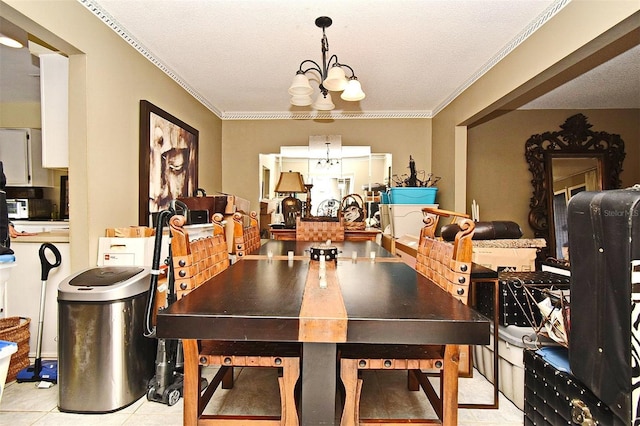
0;128;53;187
40;54;69;168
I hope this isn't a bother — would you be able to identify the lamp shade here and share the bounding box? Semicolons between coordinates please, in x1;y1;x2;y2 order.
288;73;314;96
340;78;365;101
323;66;348;91
312;92;335;111
290;94;313;106
275;171;306;193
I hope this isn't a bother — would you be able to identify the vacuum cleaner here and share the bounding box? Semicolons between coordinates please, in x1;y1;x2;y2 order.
17;243;62;384
144;206;185;406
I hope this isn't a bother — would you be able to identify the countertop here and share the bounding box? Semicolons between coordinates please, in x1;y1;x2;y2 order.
10;231;69;244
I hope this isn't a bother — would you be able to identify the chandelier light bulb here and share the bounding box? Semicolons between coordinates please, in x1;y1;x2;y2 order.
341;78;365;101
323;66;348;91
290;94;313;106
288;73;313;96
312;92;335;111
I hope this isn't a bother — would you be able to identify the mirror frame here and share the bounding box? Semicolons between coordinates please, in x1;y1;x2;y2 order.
525;113;625;259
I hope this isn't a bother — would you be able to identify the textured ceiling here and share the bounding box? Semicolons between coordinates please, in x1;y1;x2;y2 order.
81;0;564;118
1;0;638;119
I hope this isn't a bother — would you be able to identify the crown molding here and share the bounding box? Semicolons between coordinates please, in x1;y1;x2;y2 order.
79;0;224;118
432;0;570;116
220;110;433;120
81;0;569;121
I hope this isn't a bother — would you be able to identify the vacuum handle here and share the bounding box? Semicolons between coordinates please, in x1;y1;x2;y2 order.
39;243;62;281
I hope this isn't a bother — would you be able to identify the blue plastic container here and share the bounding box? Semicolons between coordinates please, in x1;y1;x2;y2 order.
389;187;437;204
380;191;390;204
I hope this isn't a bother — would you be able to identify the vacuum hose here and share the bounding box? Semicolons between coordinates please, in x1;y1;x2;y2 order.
143;209;175;338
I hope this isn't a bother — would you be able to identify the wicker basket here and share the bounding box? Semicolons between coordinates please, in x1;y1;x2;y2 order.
0;317;31;382
340;194;366;231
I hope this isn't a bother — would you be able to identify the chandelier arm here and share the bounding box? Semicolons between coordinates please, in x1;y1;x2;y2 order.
326;54;340;71
297;60;323;76
337;63;357;78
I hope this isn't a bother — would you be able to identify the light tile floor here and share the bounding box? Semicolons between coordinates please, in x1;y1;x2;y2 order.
0;366;524;425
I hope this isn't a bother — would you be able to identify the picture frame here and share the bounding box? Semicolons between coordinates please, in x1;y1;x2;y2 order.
139;100;199;226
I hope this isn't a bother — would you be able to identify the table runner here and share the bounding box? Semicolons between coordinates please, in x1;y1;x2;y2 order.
298;261;348;342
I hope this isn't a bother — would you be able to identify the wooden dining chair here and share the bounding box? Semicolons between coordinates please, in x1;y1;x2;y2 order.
338;218;476;426
422;206;471;232
233;210;261;258
171;213;230;300
170;213;301;425
295;217;345;241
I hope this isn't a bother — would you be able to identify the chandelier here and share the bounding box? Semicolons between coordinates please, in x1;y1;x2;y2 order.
288;16;365;111
317;142;340;167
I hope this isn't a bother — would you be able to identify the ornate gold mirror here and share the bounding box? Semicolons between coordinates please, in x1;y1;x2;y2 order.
525;114;625;261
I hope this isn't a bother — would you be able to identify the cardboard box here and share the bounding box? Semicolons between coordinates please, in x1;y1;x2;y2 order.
260;200;279;215
233;196;251;214
105;226;155;238
472;247;537;272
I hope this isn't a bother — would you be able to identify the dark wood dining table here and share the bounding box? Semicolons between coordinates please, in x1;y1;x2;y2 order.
157;244;490;426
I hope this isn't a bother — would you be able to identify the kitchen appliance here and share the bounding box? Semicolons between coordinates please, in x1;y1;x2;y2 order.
6;199;53;220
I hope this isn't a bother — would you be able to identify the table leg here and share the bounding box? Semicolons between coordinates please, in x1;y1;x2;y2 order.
301;342;337;425
182;339;199;426
442;344;460;426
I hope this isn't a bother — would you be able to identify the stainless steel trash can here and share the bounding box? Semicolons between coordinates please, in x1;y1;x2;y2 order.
58;266;156;413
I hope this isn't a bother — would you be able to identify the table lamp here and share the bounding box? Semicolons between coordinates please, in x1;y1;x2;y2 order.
275;171;306;228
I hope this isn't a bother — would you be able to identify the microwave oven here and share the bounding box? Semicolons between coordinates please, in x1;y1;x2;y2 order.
7;199;53;220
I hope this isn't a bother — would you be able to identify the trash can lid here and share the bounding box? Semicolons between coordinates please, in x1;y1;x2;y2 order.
69;266;144;287
58;266;150;302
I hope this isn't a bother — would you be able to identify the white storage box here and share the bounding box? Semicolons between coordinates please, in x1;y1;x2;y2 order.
0;340;17;403
97;237;166;266
473;324;553;410
386;204;438;238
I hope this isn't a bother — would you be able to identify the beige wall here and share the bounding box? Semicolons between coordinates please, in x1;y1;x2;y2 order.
0;102;41;128
467;109;640;238
3;0;223;271
221;119;432;211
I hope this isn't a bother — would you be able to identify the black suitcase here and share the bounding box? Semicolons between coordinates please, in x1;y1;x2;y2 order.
524;347;619;425
475;271;570;327
567;186;640;425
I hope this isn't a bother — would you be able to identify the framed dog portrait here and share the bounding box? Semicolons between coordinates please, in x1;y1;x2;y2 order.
139;100;199;226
